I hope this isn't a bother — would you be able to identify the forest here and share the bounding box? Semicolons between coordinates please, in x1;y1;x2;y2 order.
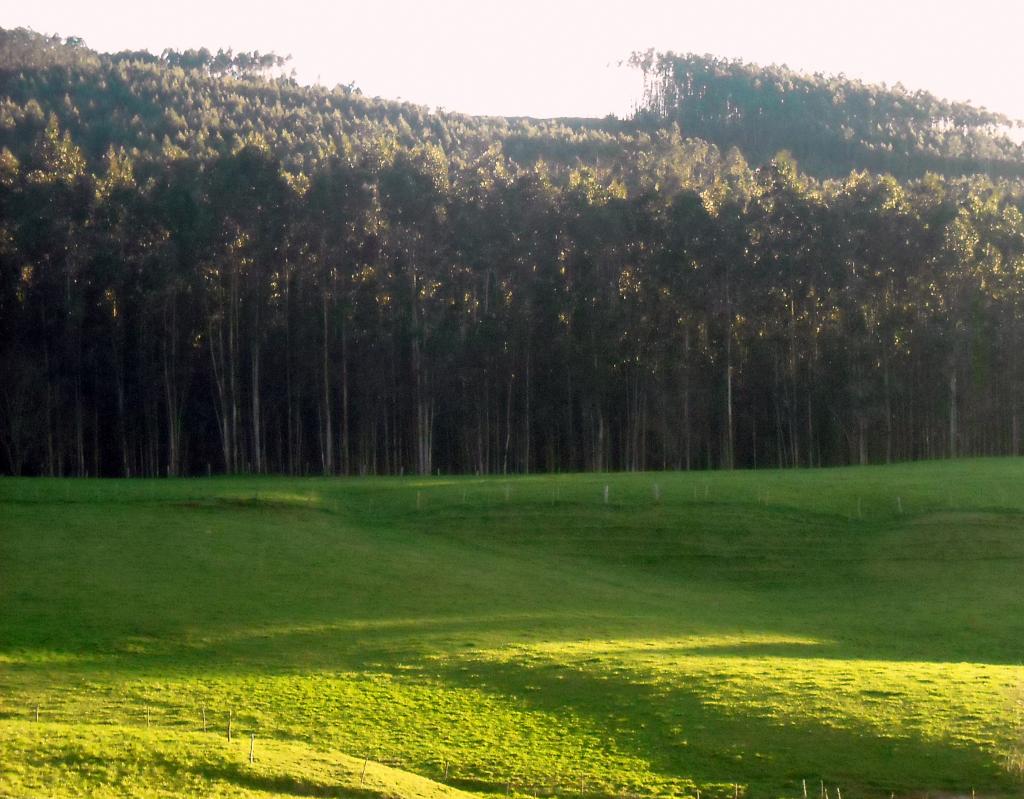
2;27;1024;477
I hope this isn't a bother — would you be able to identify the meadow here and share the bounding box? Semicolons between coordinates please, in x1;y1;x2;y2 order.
1;461;1022;798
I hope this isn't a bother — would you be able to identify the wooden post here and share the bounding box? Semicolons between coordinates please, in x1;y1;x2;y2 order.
227;710;233;741
897;496;903;514
146;707;151;727
360;757;368;785
444;760;449;780
580;775;585;795
249;733;255;764
734;784;738;799
416;491;422;510
603;485;609;504
802;779;807;799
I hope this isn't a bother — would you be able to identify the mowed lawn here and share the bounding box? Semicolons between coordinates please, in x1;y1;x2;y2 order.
1;461;1023;798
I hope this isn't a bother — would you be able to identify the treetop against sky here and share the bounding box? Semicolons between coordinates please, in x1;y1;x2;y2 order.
5;0;1024;122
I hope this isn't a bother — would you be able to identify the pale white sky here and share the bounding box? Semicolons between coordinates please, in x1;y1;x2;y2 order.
5;0;1023;122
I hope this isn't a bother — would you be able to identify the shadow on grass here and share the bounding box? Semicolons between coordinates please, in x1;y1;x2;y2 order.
159;755;382;799
428;650;1014;796
13;612;1019;796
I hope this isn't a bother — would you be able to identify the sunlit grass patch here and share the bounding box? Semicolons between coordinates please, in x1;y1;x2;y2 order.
0;719;480;799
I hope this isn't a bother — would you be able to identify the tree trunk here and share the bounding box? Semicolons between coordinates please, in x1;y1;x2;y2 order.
883;347;893;464
321;282;333;474
251;340;262;473
340;315;350;475
683;325;692;471
949;370;958;458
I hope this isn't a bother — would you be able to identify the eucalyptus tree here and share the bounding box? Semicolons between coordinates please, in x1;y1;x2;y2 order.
203;138;289;473
18;115;90;475
305;154;379;474
378;143;453;475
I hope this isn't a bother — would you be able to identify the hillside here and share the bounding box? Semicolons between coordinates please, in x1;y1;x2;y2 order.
2;462;1023;796
2;29;1024;478
3;30;1021;179
0;28;626;177
632;51;1024;179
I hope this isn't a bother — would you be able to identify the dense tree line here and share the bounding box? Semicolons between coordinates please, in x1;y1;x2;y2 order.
632;51;1024;179
2;30;1024;476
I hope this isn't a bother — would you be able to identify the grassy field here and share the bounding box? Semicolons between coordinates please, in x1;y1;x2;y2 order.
1;461;1023;798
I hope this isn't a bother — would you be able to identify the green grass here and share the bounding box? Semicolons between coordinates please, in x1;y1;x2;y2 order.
1;461;1023;798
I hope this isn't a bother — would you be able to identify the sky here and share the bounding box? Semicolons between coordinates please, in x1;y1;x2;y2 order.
5;0;1024;123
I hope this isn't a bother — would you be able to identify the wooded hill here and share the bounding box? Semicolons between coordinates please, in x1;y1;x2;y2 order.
2;27;1024;477
632;51;1024;180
